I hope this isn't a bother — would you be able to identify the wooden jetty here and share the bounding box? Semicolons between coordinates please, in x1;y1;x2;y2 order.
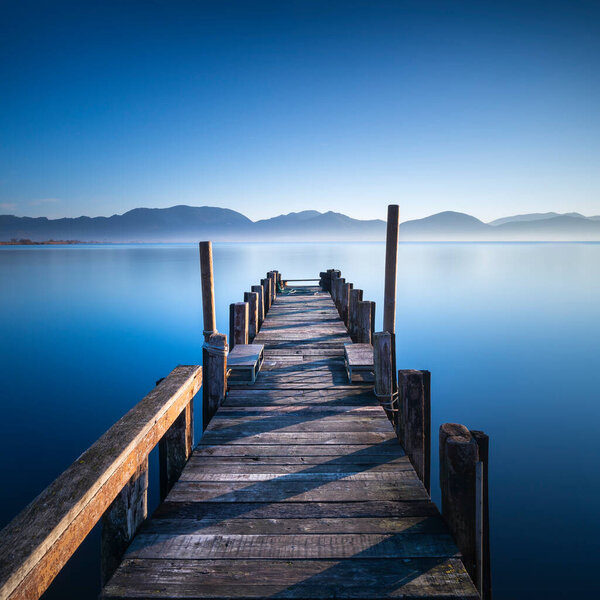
0;206;490;600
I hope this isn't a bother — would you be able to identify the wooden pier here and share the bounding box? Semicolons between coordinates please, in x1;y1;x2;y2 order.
100;283;478;599
0;206;490;600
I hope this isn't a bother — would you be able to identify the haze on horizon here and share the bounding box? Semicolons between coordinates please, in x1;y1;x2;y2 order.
1;1;598;222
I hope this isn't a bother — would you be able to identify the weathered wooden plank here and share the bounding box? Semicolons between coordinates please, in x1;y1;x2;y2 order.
126;532;458;560
138;515;448;536
193;443;405;457
152;500;440;520
165;479;428;503
198;431;396;445
102;557;478;599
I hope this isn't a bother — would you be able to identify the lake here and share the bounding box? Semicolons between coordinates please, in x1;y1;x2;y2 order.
1;242;599;599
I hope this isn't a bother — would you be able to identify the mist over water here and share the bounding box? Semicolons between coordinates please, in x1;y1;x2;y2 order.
1;242;599;599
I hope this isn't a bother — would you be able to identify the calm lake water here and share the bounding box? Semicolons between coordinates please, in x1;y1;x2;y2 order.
1;242;599;599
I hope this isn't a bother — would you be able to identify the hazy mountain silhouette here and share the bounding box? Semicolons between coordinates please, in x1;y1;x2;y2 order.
1;205;600;242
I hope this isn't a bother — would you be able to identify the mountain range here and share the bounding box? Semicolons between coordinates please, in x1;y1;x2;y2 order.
1;206;600;242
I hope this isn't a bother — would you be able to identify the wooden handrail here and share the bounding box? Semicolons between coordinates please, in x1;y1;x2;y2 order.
0;364;202;600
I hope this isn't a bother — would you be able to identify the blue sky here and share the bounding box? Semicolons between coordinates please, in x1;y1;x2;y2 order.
1;0;598;222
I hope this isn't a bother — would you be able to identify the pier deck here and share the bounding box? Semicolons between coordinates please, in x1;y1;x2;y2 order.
102;286;478;599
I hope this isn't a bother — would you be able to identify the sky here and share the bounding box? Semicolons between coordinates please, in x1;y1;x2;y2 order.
0;0;599;223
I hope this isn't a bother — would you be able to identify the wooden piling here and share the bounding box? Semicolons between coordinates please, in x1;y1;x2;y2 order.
158;398;193;500
229;302;249;349
398;369;431;492
357;300;374;344
383;205;399;334
349;288;363;341
199;241;217;430
244;291;259;341
204;332;227;430
261;277;272;313
471;430;491;600
340;282;353;325
439;423;479;580
267;271;277;302
251;284;265;329
335;277;345;315
373;332;394;421
100;458;148;586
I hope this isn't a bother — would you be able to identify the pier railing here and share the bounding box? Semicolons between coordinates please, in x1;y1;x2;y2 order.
0;364;202;600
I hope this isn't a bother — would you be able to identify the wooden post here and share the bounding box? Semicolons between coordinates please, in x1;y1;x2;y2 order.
335;277;345;315
199;241;216;432
159;398;193;501
330;271;341;301
439;423;479;580
244;291;259;341
251;284;264;329
373;332;394;421
398;370;431;492
261;277;272;313
100;458;148;586
230;302;249;349
349;288;363;341
383;204;399;333
471;430;491;600
357;301;374;344
340;282;353;326
267;271;277;302
204;332;227;430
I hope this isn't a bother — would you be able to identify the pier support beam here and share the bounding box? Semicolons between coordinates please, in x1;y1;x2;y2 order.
373;332;394;421
100;458;148;586
439;423;480;582
341;282;353;326
230;302;249;349
357;301;375;345
159;399;194;500
398;370;431;493
349;288;363;341
204;332;227;430
251;284;265;330
244;291;259;341
261;278;272;313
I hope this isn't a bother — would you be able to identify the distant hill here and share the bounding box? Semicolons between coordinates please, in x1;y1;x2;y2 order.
1;205;600;242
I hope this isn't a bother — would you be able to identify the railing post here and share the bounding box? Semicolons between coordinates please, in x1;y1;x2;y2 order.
373;332;394;421
159;397;193;501
357;300;375;344
100;458;148;586
398;369;431;493
349;288;363;341
439;423;479;581
267;271;277;302
230;302;249;349
340;282;353;326
261;277;272;313
251;284;264;330
244;291;259;341
204;332;228;430
335;277;345;315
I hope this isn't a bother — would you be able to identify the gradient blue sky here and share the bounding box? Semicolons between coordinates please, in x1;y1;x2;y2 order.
1;0;598;222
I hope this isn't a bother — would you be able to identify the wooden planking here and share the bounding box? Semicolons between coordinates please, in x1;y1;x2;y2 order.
102;285;478;600
103;558;477;599
125;532;459;560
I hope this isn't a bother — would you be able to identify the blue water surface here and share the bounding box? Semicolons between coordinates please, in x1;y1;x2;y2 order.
1;242;599;599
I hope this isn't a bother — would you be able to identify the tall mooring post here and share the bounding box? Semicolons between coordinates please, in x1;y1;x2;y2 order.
383;204;400;400
199;242;227;431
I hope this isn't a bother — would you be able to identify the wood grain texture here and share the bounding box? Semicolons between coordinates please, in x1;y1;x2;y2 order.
101;286;477;600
